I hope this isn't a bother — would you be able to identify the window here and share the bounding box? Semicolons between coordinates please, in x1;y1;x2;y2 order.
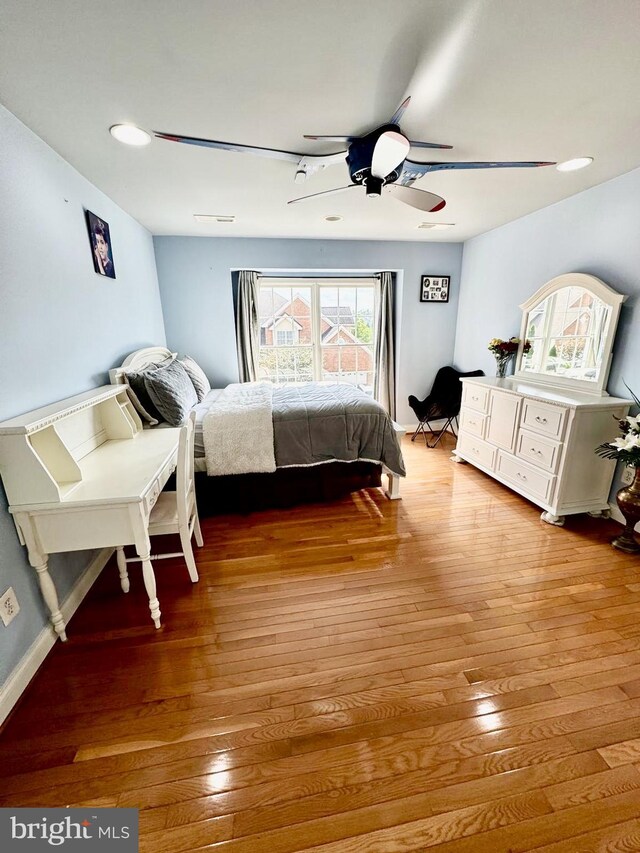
258;278;378;390
276;330;295;346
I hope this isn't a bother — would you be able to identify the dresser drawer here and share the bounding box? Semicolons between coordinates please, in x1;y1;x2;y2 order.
496;452;555;503
516;429;562;473
460;408;487;439
521;398;567;439
457;434;496;470
462;383;490;414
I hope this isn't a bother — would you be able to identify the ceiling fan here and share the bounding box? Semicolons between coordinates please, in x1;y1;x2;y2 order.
155;96;554;213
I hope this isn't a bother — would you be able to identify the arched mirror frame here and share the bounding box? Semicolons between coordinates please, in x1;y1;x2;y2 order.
514;273;626;397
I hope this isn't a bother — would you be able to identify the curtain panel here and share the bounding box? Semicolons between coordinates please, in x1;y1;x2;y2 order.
374;271;396;419
235;270;260;382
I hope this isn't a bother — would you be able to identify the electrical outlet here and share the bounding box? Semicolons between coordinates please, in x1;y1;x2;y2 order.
0;587;20;627
621;466;635;486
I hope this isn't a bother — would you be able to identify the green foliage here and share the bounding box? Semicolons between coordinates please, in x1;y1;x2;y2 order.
355;316;373;344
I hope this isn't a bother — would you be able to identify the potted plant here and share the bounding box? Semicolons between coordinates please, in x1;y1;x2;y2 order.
596;385;640;553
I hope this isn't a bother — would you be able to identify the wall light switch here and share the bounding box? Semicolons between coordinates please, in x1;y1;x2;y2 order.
0;587;20;627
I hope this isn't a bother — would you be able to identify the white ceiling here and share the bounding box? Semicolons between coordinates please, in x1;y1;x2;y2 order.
2;0;640;242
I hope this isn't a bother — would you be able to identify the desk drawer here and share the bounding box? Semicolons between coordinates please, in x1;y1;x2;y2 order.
497;452;555;503
457;434;496;470
516;429;562;473
521;398;567;439
143;455;177;515
462;384;490;414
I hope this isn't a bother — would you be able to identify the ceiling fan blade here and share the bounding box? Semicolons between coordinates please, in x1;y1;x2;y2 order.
389;96;411;125
288;185;357;205
406;159;556;172
387;184;446;212
371;131;411;179
303;135;354;142
408;140;453;150
154;132;304;163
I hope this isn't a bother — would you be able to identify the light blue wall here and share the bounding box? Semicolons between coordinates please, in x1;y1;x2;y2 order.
0;106;166;686
454;167;640;397
154;236;464;425
454;166;640;498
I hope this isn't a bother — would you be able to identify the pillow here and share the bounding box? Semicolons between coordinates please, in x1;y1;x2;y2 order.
124;370;162;425
179;355;211;402
143;359;198;426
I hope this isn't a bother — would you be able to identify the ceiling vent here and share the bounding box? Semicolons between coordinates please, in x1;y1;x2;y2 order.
417;222;454;230
193;214;236;223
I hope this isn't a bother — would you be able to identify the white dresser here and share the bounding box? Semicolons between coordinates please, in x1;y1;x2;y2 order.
453;376;631;525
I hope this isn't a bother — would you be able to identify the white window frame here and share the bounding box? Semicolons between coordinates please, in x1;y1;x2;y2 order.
258;276;378;385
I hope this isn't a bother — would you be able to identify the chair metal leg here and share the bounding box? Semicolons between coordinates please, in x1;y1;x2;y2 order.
427;416;455;448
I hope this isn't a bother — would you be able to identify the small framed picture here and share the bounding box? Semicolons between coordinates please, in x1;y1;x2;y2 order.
420;275;450;303
86;210;116;279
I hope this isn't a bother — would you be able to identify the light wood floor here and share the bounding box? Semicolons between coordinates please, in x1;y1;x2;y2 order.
2;435;640;852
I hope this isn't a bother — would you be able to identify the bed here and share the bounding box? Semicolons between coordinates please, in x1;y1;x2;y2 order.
110;347;405;512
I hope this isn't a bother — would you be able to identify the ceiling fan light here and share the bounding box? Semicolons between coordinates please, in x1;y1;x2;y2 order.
556;157;593;172
109;124;151;146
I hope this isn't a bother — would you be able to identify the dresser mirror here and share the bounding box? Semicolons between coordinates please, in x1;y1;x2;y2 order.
515;273;626;396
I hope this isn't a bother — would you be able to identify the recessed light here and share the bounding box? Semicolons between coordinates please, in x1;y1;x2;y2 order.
193;214;235;223
324;215;343;222
417;222;455;230
109;124;151;146
556;157;593;172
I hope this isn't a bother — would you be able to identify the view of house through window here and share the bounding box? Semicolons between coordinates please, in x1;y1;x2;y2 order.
258;278;377;392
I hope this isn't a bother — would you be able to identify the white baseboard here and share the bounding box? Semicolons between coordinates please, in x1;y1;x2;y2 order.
0;548;113;728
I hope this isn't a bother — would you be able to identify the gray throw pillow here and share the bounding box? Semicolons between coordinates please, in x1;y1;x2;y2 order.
143;359;198;426
180;355;211;402
125;369;163;425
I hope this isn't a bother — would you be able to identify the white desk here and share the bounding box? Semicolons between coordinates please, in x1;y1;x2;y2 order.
0;386;180;640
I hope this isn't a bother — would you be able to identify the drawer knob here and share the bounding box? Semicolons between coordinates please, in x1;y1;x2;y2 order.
535;416;548;424
516;472;528;481
472;395;479;401
530;448;542;455
469;420;476;426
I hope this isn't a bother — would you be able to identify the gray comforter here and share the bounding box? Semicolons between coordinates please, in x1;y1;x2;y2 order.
271;384;405;477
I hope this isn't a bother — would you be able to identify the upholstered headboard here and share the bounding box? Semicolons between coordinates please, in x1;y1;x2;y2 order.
109;346;176;385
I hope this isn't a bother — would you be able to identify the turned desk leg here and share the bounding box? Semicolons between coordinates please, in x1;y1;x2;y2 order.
34;561;67;642
14;513;67;642
138;547;161;630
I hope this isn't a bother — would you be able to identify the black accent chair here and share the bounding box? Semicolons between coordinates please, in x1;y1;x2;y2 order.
408;367;485;448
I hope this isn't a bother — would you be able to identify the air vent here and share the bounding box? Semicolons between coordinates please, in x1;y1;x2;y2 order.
193;214;236;223
417;222;454;230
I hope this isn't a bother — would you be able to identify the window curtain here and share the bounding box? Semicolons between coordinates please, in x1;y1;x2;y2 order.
373;271;396;419
235;270;260;382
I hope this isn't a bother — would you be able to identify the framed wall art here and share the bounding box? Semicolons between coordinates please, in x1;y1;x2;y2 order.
420;275;450;303
86;210;116;279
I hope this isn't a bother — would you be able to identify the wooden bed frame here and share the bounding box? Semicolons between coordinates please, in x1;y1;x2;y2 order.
110;347;403;510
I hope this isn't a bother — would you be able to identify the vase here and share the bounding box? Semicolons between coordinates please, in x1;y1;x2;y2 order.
612;466;640;554
495;355;513;378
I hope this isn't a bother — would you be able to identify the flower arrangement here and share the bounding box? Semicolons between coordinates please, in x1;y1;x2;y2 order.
488;337;531;377
487;337;531;357
596;385;640;468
